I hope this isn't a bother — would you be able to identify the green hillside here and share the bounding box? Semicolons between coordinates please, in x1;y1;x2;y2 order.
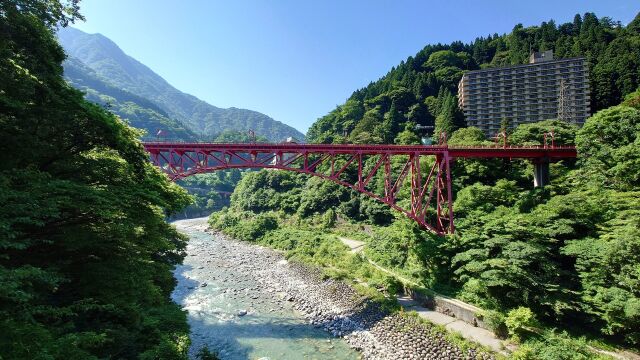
63;56;196;139
208;12;640;353
58;27;305;141
308;12;640;144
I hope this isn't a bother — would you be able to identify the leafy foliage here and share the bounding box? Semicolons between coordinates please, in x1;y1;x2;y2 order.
0;1;191;357
575;105;640;191
510;331;611;360
308;12;640;145
450;101;640;345
505;307;537;342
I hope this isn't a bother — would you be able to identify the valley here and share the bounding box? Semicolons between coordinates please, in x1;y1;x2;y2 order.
2;1;640;359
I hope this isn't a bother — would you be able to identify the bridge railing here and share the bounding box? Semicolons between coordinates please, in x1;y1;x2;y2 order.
446;144;576;150
141;139;575;150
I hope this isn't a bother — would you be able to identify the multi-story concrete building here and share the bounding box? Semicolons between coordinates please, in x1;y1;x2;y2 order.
457;50;590;136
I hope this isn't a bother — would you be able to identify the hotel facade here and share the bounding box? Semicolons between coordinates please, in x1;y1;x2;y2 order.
457;51;590;136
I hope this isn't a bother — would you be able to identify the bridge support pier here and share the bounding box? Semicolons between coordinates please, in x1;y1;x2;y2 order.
533;159;550;187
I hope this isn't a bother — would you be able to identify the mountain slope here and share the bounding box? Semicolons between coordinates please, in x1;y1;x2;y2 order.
63;56;196;139
307;12;640;144
58;27;304;141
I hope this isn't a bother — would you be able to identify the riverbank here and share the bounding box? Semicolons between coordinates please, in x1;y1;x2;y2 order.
172;217;358;359
173;217;496;359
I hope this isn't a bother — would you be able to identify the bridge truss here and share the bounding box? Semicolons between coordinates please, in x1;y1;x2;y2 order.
143;142;576;235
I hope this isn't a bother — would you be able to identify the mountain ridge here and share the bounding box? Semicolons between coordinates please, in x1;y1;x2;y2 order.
63;55;197;139
58;27;304;141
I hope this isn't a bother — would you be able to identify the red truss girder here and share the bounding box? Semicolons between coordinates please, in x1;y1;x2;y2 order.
143;142;577;235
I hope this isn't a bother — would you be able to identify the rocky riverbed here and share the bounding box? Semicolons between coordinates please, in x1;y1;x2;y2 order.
172;218;494;360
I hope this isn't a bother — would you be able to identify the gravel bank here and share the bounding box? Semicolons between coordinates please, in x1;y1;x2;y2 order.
175;218;495;360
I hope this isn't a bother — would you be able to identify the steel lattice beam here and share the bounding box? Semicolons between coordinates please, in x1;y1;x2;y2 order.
142;142;577;235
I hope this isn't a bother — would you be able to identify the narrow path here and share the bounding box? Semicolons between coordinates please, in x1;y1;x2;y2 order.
397;296;509;354
336;235;509;354
337;236;365;253
375;260;508;354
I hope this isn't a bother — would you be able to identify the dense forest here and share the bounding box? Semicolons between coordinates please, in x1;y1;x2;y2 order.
308;12;640;144
209;12;640;355
0;1;193;358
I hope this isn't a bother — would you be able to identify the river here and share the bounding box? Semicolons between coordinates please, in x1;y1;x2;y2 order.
171;218;360;360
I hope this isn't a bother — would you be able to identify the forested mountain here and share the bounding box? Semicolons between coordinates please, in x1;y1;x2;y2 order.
308;12;640;144
63;55;197;139
212;87;640;355
58;27;305;141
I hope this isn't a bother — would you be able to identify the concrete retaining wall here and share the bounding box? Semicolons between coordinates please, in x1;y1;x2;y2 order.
407;288;490;330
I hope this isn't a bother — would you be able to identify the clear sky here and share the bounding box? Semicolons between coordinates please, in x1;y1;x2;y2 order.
72;0;638;134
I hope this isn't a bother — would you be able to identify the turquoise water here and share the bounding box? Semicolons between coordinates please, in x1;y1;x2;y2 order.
172;228;360;360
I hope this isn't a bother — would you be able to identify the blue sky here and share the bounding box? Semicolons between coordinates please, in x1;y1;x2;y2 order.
72;0;638;134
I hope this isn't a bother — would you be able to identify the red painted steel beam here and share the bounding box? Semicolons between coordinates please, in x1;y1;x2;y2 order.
447;147;576;159
142;142;577;159
141;142;577;235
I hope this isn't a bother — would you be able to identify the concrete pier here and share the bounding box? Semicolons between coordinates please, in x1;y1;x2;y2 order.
534;160;550;187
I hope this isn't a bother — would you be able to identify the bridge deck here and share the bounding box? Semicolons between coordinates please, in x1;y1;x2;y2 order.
142;142;577;159
142;141;577;234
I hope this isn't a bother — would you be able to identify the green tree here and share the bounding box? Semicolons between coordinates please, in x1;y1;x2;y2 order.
395;122;422;145
377;104;404;143
575;105;640;191
0;1;192;357
351;107;383;143
509;119;578;146
425;50;467;70
448;127;488;146
433;92;462;141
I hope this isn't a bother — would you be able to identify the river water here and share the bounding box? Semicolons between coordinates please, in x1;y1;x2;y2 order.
171;219;360;360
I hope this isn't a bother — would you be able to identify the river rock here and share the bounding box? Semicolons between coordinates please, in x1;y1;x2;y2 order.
174;218;496;360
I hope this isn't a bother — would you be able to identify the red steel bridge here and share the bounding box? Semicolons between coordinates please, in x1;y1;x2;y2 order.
142;142;577;235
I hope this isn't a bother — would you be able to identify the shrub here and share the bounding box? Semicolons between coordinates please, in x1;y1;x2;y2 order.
512;332;609;360
481;310;508;339
505;307;536;342
209;210;278;241
368;274;403;295
509;344;536;360
322;208;337;228
196;347;220;360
